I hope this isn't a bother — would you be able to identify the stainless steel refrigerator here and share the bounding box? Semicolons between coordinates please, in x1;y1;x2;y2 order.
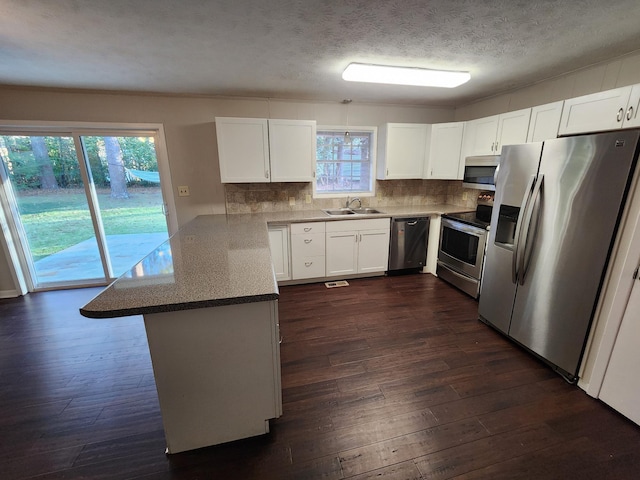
478;130;640;382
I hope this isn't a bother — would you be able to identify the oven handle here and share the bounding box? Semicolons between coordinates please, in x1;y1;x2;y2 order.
512;174;537;284
518;174;544;285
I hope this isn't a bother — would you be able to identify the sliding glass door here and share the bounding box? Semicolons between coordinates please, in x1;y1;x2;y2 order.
0;130;171;290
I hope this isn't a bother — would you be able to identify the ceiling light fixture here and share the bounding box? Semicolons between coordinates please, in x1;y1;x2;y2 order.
342;63;470;88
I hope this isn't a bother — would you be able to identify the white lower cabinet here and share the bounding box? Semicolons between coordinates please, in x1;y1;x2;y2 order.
143;300;282;453
326;218;391;277
268;225;291;281
290;222;326;280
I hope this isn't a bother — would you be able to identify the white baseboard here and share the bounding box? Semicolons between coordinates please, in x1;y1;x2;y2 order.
0;289;21;299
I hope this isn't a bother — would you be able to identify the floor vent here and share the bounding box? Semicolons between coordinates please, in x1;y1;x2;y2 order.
325;280;349;288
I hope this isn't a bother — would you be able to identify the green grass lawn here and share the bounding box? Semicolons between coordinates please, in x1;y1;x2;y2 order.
16;187;168;261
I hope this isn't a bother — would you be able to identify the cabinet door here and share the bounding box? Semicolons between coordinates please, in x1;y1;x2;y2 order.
377;123;427;179
527;101;564;142
425;122;465;180
325;231;358;276
622;84;640;128
599;279;640;426
268;226;290;281
268;119;316;182
496;108;531;153
558;86;633;135
216;117;270;183
358;229;391;273
468;115;500;156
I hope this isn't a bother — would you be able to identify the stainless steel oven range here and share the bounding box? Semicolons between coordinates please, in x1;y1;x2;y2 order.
436;193;493;298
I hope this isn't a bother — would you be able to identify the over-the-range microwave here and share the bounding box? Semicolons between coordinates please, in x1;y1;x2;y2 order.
462;155;500;191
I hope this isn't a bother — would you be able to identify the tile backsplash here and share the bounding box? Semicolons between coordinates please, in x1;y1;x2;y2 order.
224;180;480;214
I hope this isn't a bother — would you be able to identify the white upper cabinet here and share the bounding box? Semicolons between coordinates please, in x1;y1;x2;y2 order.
377;123;428;179
216;117;270;183
558;85;640;135
268;119;316;182
462;108;532;158
526;101;564;142
496;108;532;152
216;117;316;183
466;114;500;156
424;122;465;180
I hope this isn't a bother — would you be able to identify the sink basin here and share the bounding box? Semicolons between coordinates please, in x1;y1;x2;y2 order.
350;208;383;215
323;208;385;216
323;209;356;216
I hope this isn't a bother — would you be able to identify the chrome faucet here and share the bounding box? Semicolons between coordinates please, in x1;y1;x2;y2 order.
345;196;362;209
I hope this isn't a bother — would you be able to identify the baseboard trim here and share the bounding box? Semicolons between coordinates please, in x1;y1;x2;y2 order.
0;289;21;299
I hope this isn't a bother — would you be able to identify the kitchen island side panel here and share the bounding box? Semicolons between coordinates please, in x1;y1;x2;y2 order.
143;300;282;454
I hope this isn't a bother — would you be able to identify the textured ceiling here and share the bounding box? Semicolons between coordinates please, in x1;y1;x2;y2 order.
2;0;640;106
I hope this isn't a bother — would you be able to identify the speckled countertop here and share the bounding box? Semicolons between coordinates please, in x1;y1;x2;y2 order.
80;204;472;319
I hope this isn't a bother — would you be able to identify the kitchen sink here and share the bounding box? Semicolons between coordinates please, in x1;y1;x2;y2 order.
323;208;385;216
350;208;383;215
323;209;356;216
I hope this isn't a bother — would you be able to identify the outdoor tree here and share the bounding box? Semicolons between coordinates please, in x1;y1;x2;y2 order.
104;136;129;198
32;136;59;190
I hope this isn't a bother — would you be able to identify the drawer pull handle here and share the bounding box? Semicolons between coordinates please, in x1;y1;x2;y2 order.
627;106;634;121
305;262;313;267
304;227;312;232
304;239;312;244
617;107;624;122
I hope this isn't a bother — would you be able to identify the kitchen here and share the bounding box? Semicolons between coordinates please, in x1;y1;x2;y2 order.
2;1;640;478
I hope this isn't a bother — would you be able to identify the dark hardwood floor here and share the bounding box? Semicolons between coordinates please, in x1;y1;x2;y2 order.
1;274;639;479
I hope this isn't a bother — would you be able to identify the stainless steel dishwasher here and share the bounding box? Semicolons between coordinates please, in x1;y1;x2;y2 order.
388;216;430;272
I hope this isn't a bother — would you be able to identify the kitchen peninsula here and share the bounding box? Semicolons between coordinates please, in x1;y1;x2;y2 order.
80;205;470;453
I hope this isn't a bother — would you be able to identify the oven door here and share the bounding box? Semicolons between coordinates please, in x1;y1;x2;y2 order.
438;217;487;279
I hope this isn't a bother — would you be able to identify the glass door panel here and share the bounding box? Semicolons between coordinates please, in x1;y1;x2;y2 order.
0;135;105;287
81;135;169;277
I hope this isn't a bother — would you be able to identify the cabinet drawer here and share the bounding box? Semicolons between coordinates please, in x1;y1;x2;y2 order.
291;233;325;256
292;256;326;279
291;222;325;235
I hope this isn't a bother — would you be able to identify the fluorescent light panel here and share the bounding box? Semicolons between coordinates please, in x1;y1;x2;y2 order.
342;63;470;88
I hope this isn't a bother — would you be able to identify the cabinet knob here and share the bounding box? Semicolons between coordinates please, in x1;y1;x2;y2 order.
617;107;624;122
265;169;270;178
627;106;634;121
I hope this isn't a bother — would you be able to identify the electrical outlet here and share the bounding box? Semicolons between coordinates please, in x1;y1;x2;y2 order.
178;185;190;197
305;194;312;204
289;196;296;206
462;191;468;201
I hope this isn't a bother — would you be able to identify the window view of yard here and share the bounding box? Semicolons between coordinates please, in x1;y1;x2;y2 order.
18;187;166;261
0;134;168;285
316;130;373;194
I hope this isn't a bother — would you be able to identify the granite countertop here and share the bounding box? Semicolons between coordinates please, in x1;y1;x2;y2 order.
80;204;472;319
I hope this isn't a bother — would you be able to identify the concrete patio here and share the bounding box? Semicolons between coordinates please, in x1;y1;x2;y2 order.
34;233;168;284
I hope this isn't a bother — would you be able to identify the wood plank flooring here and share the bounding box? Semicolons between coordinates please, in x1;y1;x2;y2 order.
1;274;639;479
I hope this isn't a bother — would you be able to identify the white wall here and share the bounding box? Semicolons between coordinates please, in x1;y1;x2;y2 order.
455;50;640;120
0;88;454;294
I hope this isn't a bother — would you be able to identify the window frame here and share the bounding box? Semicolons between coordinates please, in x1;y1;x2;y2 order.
313;125;377;199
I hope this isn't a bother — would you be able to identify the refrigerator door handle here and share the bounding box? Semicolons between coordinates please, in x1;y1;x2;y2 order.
518;174;545;285
512;174;537;284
